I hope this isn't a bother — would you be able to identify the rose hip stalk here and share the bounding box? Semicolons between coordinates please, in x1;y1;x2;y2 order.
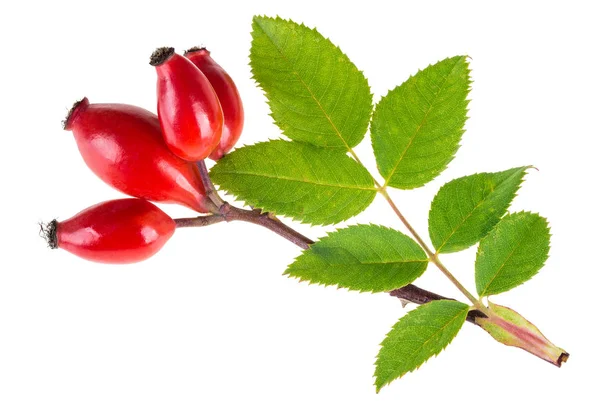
150;47;223;161
43;199;176;264
64;98;213;213
185;47;244;160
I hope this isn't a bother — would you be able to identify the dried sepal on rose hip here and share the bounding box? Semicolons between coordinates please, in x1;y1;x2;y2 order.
185;47;244;160
64;97;214;213
150;47;224;161
42;199;176;264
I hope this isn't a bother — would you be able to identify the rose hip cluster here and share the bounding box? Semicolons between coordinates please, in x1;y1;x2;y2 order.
43;47;244;264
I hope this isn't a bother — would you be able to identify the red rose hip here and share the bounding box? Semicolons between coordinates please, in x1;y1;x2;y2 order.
44;199;176;264
63;97;213;213
185;47;244;160
150;47;223;161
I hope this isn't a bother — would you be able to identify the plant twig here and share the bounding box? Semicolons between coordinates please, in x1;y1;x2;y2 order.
189;157;487;322
175;215;225;228
184;155;572;367
219;203;313;249
173;202;487;324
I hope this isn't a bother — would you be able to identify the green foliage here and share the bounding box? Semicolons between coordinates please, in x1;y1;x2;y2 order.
285;225;428;293
250;16;373;149
429;167;529;253
475;212;551;297
371;56;471;189
210;140;376;225
211;16;561;389
374;300;469;392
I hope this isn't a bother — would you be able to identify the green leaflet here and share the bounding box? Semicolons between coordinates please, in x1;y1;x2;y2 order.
209;140;376;226
475;212;551;297
374;300;469;392
285;225;428;293
371;56;471;189
429;167;530;253
250;16;373;149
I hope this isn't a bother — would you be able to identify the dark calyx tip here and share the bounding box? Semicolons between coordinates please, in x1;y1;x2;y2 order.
184;46;209;56
558;352;570;366
62;97;89;130
150;47;175;66
40;220;58;249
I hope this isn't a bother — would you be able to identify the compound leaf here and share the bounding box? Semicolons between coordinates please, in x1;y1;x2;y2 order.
375;300;469;392
475;212;551;297
371;56;471;189
250;16;373;149
429;167;530;253
285;224;428;293
210;140;376;225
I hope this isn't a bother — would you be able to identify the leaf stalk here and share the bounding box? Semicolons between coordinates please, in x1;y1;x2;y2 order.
378;184;487;314
338;140;486;313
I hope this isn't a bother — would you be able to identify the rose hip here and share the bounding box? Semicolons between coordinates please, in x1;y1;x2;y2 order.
185;47;244;160
44;199;176;264
150;47;223;161
64;98;213;213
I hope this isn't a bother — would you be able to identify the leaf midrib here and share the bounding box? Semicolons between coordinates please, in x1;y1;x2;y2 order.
213;169;377;191
294;259;428;267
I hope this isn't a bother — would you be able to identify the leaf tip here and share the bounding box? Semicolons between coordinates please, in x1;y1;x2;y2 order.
373;368;389;394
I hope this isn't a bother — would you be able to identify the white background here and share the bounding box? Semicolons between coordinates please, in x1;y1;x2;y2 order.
1;0;598;405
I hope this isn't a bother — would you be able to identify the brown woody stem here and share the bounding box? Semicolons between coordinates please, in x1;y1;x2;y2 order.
389;286;486;323
174;215;225;228
174;205;483;325
189;160;472;315
174;206;484;322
